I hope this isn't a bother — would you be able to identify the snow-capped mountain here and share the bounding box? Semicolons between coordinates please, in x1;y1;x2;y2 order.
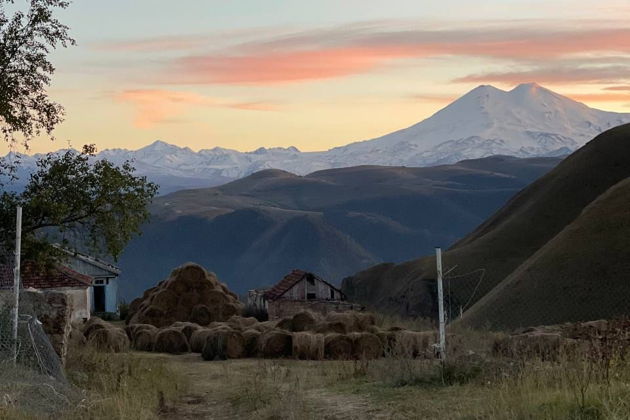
4;83;629;194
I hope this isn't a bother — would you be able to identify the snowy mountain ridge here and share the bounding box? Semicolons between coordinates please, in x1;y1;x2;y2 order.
5;83;630;194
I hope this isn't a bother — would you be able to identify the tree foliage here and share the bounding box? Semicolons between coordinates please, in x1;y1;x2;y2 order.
0;145;158;264
0;0;74;146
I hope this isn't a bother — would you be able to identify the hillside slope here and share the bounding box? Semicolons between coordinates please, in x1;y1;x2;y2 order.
117;155;559;300
461;177;630;329
342;123;630;322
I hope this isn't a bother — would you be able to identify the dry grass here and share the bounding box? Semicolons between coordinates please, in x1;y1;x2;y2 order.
0;345;188;420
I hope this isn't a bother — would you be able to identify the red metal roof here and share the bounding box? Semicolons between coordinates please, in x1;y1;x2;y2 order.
0;262;93;290
263;269;345;301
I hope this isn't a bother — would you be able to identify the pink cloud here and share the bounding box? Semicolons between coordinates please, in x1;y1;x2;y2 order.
116;90;275;128
160;26;630;85
454;66;629;84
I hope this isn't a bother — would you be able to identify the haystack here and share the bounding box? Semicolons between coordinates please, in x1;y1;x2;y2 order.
133;329;157;352
87;327;129;353
325;312;376;332
493;332;565;361
291;311;319;332
127;263;243;327
349;332;382;359
125;323;157;341
201;329;245;360
292;332;325;360
324;333;353;360
242;329;261;357
226;316;258;331
82;317;110;339
171;321;202;342
393;331;434;358
315;321;348;335
190;329;213;353
259;330;293;358
154;328;190;354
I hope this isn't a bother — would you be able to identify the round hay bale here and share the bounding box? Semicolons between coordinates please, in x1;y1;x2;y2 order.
170;321;202;342
88;328;129;353
354;313;376;331
202;329;245;360
325;313;359;332
259;330;293;358
243;329;261;357
276;317;293;332
154;328;190;354
133;329;157;352
82;317;109;339
315;321;347;335
190;305;213;326
324;334;353;360
69;327;87;348
222;302;240;319
206;290;228;307
375;331;396;354
177;293;201;310
190;329;213;353
175;264;208;287
164;278;188;295
126;324;157;341
141;286;158;300
292;332;325;360
349;332;382;359
227;316;258;331
291;311;319;332
252;321;276;333
151;289;178;310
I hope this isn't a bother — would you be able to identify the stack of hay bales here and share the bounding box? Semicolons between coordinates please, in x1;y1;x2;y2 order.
82;317;129;353
126;263;243;327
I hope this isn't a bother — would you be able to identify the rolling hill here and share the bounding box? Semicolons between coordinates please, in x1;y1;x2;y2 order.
342;123;630;328
116;155;560;301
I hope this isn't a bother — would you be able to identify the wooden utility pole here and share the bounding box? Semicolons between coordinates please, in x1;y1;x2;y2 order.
12;206;22;364
436;247;446;361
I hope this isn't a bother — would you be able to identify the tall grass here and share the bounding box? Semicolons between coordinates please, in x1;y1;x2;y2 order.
0;345;187;419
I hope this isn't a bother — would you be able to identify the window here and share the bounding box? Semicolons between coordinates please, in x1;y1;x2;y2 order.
330;289;335;299
306;276;315;286
307;292;316;300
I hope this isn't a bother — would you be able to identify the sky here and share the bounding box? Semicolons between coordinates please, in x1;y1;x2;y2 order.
3;0;630;154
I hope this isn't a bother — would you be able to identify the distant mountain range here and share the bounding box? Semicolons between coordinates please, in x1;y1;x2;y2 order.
343;123;630;329
4;83;629;194
116;155;560;300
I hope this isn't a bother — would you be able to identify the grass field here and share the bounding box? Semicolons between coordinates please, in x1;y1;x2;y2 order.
2;323;628;419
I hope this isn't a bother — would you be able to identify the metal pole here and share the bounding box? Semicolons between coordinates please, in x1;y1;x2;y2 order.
436;247;446;361
12;206;22;364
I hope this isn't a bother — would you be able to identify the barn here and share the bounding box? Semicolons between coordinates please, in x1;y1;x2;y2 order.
252;269;362;320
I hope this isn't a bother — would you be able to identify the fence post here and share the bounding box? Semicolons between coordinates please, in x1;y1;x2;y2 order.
436;247;446;361
12;206;22;364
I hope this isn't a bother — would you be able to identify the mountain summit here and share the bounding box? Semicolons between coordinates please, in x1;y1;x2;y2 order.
6;84;630;193
329;83;629;166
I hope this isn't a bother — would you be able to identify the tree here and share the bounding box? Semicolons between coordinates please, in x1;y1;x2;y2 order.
0;145;158;265
0;0;74;147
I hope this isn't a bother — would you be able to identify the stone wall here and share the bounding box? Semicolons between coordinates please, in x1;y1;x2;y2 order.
0;289;73;364
267;299;364;320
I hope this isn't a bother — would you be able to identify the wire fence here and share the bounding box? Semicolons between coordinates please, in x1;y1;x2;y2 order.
432;247;630;360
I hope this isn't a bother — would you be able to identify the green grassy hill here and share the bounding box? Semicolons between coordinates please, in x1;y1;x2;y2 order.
343;124;630;325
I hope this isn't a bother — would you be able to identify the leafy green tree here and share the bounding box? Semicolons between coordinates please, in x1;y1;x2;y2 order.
0;0;74;147
0;145;159;264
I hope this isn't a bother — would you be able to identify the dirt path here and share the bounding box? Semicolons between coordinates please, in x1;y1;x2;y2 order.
149;353;388;419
